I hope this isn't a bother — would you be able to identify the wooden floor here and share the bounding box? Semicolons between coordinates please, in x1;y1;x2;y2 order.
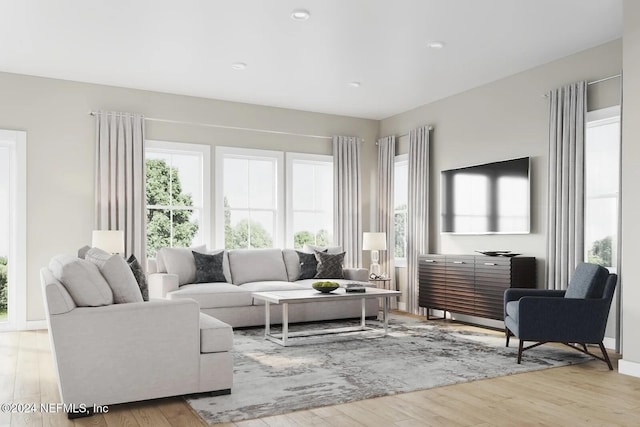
2;325;640;427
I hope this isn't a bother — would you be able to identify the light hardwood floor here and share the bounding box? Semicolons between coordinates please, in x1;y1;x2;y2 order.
2;324;640;427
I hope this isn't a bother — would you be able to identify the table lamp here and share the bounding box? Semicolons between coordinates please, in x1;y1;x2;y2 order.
363;232;387;278
92;230;125;255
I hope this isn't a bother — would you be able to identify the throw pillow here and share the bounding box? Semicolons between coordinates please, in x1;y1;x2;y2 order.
192;251;227;283
127;254;149;301
77;245;91;259
297;250;326;280
48;254;114;307
85;248;144;304
314;251;346;279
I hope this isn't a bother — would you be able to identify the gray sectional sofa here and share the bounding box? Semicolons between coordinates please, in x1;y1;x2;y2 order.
148;247;378;327
41;251;233;413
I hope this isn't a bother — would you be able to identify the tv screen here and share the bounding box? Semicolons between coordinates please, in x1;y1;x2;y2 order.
441;157;530;234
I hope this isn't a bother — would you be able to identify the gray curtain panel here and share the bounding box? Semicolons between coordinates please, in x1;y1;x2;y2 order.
546;81;587;289
376;135;396;281
407;126;430;314
95;111;146;265
333;135;362;268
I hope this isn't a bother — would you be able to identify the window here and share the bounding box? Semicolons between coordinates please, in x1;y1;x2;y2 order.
145;141;210;258
0;130;26;331
215;147;284;249
286;153;333;248
584;106;620;271
394;155;408;266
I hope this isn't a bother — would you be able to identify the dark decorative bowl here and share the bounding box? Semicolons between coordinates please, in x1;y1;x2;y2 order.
312;281;340;293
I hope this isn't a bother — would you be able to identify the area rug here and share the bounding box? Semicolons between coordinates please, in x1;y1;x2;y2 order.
186;314;590;424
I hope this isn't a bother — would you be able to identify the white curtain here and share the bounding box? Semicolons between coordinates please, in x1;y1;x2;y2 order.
376;135;396;281
95;111;146;263
333;135;362;268
547;81;587;289
407;126;430;314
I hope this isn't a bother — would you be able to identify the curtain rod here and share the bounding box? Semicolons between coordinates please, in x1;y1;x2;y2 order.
542;74;621;98
88;111;343;141
376;126;434;145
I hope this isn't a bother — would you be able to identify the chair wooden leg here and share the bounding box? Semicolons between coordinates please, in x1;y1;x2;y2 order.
505;327;510;347
599;342;614;370
582;343;588;353
517;340;523;364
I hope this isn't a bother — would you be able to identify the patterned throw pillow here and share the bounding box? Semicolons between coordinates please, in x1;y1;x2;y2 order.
297;250;322;280
193;251;227;283
314;251;346;279
126;255;149;301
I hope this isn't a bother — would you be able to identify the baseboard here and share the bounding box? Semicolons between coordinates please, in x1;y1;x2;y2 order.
25;320;47;330
603;337;617;351
618;359;640;378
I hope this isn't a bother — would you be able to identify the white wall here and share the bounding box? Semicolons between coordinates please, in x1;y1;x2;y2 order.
620;0;640;375
381;40;621;288
0;72;378;321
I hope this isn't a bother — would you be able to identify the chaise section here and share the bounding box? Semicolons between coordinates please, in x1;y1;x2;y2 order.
199;313;234;353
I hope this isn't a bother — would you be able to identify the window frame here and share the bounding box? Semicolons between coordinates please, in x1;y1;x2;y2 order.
0;130;27;332
584;105;621;271
215;146;285;249
145;140;211;252
394;154;409;267
285;152;334;249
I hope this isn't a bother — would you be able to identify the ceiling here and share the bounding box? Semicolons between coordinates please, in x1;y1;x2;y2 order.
0;0;623;120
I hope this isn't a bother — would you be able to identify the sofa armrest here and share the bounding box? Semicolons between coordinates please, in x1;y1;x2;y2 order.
344;268;369;282
48;299;201;405
147;258;158;274
148;273;179;299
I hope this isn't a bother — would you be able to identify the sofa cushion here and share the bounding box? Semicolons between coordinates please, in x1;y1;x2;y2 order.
199;313;233;353
565;263;609;299
85;248;144;304
126;254;149;301
228;249;288;285
167;283;252;309
160;245;207;285
193;251;226;283
302;244;343;254
315;251;346;279
282;249;300;281
48;254;114;307
505;300;519;319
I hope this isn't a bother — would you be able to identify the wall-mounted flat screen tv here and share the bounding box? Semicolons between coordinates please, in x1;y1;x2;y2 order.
441;157;530;234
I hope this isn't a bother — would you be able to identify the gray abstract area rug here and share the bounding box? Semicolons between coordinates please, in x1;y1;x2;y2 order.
186;314;590;424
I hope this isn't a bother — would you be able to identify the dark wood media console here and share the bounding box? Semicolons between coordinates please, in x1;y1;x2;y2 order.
418;254;536;321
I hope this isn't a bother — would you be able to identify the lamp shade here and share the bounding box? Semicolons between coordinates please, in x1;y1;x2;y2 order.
92;230;125;255
362;232;387;250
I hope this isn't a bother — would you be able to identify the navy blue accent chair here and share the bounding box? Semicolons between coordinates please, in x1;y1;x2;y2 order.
503;262;617;369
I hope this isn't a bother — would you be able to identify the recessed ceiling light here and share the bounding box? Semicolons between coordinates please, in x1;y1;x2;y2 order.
231;62;247;71
427;41;445;49
291;9;310;21
348;81;361;88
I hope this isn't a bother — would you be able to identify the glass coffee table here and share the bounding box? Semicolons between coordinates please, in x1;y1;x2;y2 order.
252;287;401;346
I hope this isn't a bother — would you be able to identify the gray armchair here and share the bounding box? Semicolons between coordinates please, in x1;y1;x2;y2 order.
504;263;617;369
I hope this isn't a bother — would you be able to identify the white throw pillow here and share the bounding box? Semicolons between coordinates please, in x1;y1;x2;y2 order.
48;255;114;307
161;245;207;285
85;248;143;304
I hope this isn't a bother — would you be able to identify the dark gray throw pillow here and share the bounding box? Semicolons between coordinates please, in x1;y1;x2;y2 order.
297;249;327;280
314;251;346;279
193;251;226;283
126;255;149;301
